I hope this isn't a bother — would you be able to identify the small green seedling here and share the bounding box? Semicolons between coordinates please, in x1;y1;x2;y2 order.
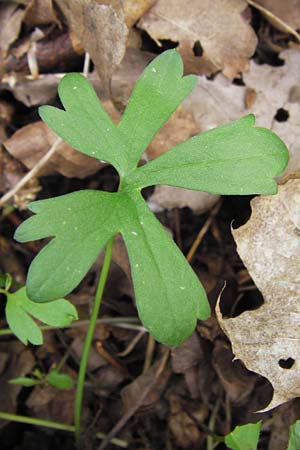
15;50;288;347
9;367;74;390
0;274;77;345
225;422;262;450
223;419;300;450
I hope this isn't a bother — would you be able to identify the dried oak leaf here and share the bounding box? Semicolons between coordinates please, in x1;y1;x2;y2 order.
55;0;129;88
3;121;105;178
138;0;257;78
255;0;300;31
24;0;59;27
217;178;300;411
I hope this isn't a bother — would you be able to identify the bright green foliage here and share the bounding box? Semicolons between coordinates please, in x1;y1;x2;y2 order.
225;422;262;450
45;369;74;389
15;191;121;302
15;50;289;346
9;368;74;390
287;420;300;450
5;287;77;345
118;51;197;170
9;376;39;387
126;115;287;195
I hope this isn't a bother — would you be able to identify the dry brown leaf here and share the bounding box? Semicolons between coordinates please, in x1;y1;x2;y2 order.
244;49;300;178
55;0;128;88
148;186;219;214
0;3;26;78
217;178;300;411
3;121;105;178
121;357;171;414
139;0;257;78
212;340;257;405
255;0;300;31
123;0;157;27
24;0;59;27
168;395;207;449
0;342;34;425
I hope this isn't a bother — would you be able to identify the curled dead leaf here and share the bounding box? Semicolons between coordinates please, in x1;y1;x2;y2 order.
139;0;257;78
216;178;300;411
55;0;128;88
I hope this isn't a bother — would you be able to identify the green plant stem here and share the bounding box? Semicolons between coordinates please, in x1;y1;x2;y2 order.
74;236;115;445
0;412;127;448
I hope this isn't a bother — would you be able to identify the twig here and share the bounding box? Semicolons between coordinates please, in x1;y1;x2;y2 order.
186;201;222;263
0;138;62;208
247;0;300;42
97;348;170;450
117;330;146;357
143;335;155;373
0;317;144;337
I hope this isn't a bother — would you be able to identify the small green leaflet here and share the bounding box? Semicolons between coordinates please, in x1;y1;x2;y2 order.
287;420;300;450
126;115;288;195
120;191;210;345
118;50;197;170
9;376;40;387
5;287;78;345
45;369;74;390
9;369;74;390
15;50;288;347
15;191;120;302
39;74;128;176
225;422;262;450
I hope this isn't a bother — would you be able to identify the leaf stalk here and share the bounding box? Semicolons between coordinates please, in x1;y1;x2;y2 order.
74;236;115;445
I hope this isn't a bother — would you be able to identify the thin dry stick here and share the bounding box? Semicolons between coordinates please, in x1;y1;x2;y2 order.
247;0;300;42
117;330;146;357
97;348;170;450
186;201;222;263
143;334;156;373
0;138;62;208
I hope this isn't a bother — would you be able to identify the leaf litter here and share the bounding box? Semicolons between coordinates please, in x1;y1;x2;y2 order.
1;1;300;449
217;178;300;411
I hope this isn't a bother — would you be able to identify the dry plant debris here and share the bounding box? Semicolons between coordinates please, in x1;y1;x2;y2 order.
217;178;300;411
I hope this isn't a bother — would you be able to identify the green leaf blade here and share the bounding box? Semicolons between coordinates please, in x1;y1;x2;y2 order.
39;73;128;175
126;115;289;195
119;192;210;346
118;49;197;170
225;422;262;450
5;287;77;345
9;377;40;387
15;190;121;302
287;420;300;450
6;289;43;345
46;369;74;390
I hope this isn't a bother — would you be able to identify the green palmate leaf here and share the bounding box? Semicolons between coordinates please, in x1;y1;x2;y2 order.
46;369;74;390
15;189;210;346
126;115;289;195
39;74;128;176
287;420;300;450
120;191;210;346
225;422;262;450
5;287;78;345
14;50;289;347
118;49;197;170
15;190;121;301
